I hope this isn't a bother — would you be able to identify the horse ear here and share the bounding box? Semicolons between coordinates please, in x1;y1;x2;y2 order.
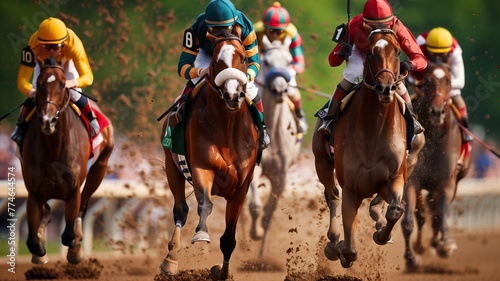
232;24;242;38
392;20;400;34
262;34;272;49
363;22;373;36
37;57;44;67
283;36;292;48
207;31;216;45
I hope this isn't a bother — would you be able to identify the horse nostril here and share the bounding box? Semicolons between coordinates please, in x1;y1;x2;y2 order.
375;84;384;93
51;117;58;125
390;85;397;91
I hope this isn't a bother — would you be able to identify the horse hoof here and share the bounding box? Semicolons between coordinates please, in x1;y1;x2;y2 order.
436;240;458;258
405;254;422;272
31;254;49;264
324;242;339;261
340;256;353;268
159;258;178;275
191;231;211;244
210;264;230;280
67;246;83;264
373;230;393;245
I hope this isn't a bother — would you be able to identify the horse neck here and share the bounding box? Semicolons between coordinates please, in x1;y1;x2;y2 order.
353;87;401;133
36;109;74;157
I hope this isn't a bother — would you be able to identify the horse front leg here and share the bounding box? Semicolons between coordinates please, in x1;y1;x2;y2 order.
26;196;50;264
429;188;457;258
248;180;263;240
401;181;421;271
63;188;83;264
323;177;341;261
211;183;248;280
413;191;426;255
374;179;405;246
338;188;362;268
258;174;286;257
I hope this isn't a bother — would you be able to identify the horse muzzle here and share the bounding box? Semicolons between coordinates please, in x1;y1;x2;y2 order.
375;83;397;104
39;115;58;135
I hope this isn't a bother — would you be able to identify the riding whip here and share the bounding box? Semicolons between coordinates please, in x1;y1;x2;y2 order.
0;102;25;122
70;88;99;102
455;120;500;159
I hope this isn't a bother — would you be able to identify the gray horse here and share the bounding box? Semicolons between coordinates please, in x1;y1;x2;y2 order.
249;35;302;257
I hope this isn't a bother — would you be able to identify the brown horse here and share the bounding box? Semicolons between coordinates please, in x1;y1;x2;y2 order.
21;57;114;264
159;30;259;280
402;62;470;270
312;28;424;268
249;34;301;257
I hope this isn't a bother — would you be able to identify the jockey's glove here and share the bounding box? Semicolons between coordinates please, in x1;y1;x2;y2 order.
400;61;413;74
339;43;353;59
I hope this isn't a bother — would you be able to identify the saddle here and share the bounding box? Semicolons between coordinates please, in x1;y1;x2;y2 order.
24;104;108;159
315;84;413;151
162;81;263;163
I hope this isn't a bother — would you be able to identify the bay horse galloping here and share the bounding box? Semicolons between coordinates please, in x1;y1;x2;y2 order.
159;30;259;280
312;27;424;268
22;57;114;264
402;62;470;270
249;34;301;257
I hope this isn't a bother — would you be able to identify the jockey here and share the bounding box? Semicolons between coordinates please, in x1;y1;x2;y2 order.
12;17;100;146
414;27;473;144
169;0;270;151
319;0;427;136
254;2;308;134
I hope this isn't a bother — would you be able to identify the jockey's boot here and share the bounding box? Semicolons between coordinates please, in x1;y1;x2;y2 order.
318;98;341;135
77;97;100;138
460;117;474;143
11;99;35;146
318;85;349;135
295;108;308;134
405;101;424;135
253;98;270;151
169;81;194;127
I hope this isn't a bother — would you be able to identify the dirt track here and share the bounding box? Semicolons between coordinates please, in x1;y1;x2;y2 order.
2;151;500;281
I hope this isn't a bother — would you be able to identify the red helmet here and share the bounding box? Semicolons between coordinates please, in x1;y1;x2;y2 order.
363;0;393;24
262;2;290;30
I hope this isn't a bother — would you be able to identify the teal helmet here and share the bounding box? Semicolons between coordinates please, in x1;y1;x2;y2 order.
205;0;238;27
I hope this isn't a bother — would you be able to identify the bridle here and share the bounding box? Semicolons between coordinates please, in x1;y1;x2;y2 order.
363;29;407;92
206;35;248;98
37;64;71;120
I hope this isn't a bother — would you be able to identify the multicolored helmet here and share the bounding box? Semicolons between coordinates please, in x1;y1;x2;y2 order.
362;0;394;24
37;17;68;44
263;2;290;30
426;27;453;53
205;0;238;27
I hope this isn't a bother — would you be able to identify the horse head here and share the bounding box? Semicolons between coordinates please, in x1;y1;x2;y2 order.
422;62;452;126
35;57;70;135
207;30;248;111
260;35;293;102
363;26;403;104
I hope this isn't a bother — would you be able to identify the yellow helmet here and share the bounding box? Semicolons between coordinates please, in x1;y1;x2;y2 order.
426;27;452;54
37;17;68;45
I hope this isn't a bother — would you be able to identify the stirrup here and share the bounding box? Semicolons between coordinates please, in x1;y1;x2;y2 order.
318;118;334;135
298;117;308;134
462;131;473;143
11;126;24;146
413;119;424;135
259;130;270;151
89;119;101;138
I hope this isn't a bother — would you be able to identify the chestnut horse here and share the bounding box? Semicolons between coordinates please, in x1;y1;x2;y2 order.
159;31;259;280
21;57;114;264
249;34;301;257
312;28;424;268
402;62;470;270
